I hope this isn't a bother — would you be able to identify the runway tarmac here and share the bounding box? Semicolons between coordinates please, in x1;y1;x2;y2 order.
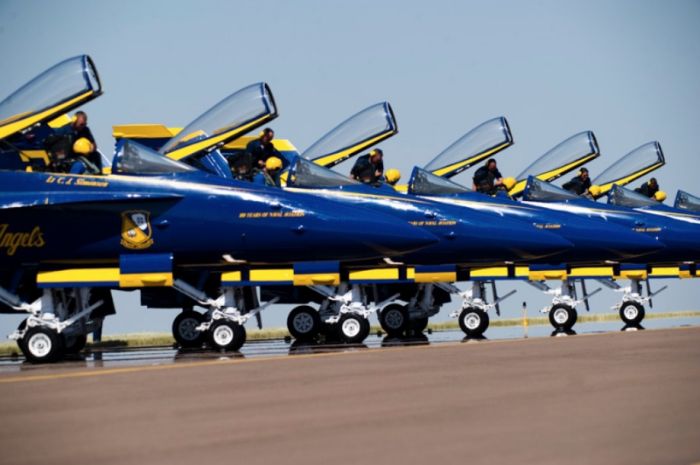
0;324;699;465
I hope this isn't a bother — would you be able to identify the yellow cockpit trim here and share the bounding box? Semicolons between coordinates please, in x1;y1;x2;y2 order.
509;152;599;197
312;132;395;168
0;90;94;140
593;163;665;199
165;114;272;161
432;141;512;178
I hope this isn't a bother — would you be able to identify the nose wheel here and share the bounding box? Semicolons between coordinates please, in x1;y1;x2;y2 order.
619;301;645;326
208;320;247;351
336;314;370;344
458;307;490;337
21;327;65;363
548;304;577;331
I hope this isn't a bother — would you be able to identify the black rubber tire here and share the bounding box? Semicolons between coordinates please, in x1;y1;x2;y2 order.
21;326;65;363
172;311;206;348
287;305;321;342
208;320;246;351
458;307;490;337
16;319;28;354
337;314;371;344
619;301;645;326
64;334;88;354
409;317;429;334
379;304;409;337
548;304;578;331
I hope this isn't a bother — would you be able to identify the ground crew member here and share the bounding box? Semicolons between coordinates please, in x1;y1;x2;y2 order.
472;158;504;194
384;168;401;186
635;178;660;198
254;156;283;187
351;148;384;184
245;127;281;169
562;167;592;195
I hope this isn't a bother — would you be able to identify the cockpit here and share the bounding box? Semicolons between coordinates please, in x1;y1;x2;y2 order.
607;184;660;208
590;141;665;198
286;156;359;188
408;167;470;195
112;140;197;175
509;131;599;197
522;176;580;202
301;102;397;169
674;190;700;212
423;117;513;178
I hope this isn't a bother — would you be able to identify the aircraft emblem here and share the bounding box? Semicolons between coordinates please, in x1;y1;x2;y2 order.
120;210;154;249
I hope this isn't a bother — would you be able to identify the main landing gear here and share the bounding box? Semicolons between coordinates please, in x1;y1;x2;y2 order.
170;280;277;352
1;286;110;363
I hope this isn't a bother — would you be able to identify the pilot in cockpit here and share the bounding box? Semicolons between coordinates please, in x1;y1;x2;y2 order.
351;148;384;184
563;167;592;196
473;159;504;194
245;127;282;169
635;178;661;199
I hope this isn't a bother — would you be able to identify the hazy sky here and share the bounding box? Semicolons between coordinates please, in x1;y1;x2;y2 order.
1;0;699;335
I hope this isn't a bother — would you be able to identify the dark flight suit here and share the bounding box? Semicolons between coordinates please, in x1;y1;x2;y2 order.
473;165;503;194
245;138;281;168
351;154;384;184
635;182;659;198
562;175;591;195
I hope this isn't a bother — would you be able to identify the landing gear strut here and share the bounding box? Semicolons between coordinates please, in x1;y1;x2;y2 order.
533;279;601;331
606;278;667;327
442;281;516;338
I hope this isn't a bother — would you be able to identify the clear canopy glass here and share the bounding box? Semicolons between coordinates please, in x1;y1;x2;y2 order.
408;167;470;195
516;131;599;180
160;83;276;155
0;55;100;127
522;176;579;202
423;117;512;176
592;142;664;187
302;102;396;161
675;190;700;212
607;185;658;208
114;140;197;175
287;156;359;188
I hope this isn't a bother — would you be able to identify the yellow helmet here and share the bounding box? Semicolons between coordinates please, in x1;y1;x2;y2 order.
654;190;667;202
73;137;93;155
265;156;283;171
502;177;516;190
385;168;401;184
588;184;602;197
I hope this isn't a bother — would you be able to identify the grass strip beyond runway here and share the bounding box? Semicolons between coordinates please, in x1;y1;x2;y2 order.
0;310;699;356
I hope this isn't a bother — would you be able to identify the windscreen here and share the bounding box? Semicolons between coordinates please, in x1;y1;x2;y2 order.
0;55;100;128
516;131;599;180
593;141;664;187
302;102;396;163
675;190;700;212
423;117;512;177
408;167;470;195
160;83;276;154
607;185;658;208
522;176;579;202
114;140;197;175
287;156;359;188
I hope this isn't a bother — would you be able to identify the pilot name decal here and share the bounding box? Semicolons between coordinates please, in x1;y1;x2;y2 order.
0;224;45;256
534;223;562;229
239;211;305;219
409;220;457;226
120;211;154;250
46;175;109;188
